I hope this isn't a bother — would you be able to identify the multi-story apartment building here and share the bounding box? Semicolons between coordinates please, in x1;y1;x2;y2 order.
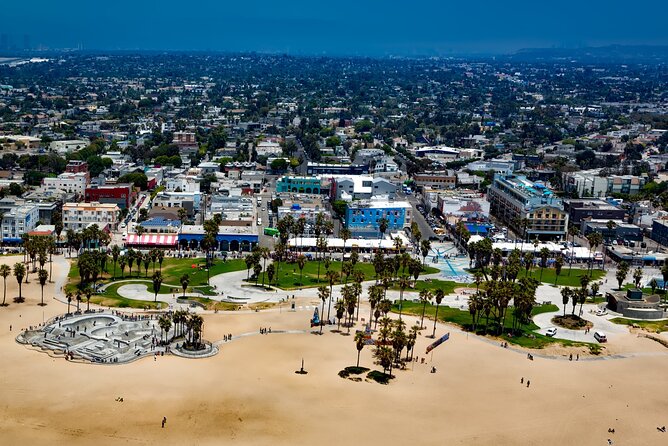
488;175;568;241
563;170;648;197
62;202;120;231
413;171;457;190
42;172;88;196
345;198;412;238
1;203;39;243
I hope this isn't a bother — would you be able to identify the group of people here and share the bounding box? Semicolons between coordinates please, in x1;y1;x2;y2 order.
569;353;579;361
259;327;271;334
526;353;534;361
520;377;530;387
223;334;233;342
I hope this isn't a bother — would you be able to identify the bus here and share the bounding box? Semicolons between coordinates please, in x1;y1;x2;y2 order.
264;227;280;237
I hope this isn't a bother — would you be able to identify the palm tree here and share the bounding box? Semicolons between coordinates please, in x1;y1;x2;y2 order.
378;217;389;240
397;275;411;321
127;249;135;278
296;254;306;287
158;315;172;344
143;253;151;278
0;264;10;306
567;226;578;275
38;269;49;306
616;261;629;289
119;255;127;279
354;331;366;367
420;239;431;266
539;247;550;282
554;254;563;286
76;291;82;312
152;271;163;302
325;270;339;321
560;287;570;317
340;228;351;255
13;263;25;302
431;289;444;338
66;291;72;314
84;287;93;312
180;274;190;297
317;285;330;333
260;247;270;287
335;299;346;331
586;231;603;273
418;289;432;330
111;245;120;279
367;285;383;327
267;263;275;286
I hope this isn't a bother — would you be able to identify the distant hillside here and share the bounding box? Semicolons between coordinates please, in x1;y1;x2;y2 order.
505;45;668;64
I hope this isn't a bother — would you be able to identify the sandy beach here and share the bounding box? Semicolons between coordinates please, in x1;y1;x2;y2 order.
1;255;668;445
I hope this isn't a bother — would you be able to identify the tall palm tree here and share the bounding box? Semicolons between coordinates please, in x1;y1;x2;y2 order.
180;274;190;297
418;289;432;330
325;270;339;320
84;287;93;312
38;269;49;306
0;264;10;306
367;285;383;328
13;263;25;303
397;275;411;321
296;254;306;287
119;255;127;279
554;254;564;285
340;228;351;255
66;291;72;314
317;285;330;333
378;217;389;240
420;239;431;266
111;245;121;279
586;232;603;273
538;247;550;282
152;271;163;302
431;289;444;338
354;330;366;367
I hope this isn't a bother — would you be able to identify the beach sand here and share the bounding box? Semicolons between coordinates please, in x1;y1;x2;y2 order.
1;255;668;445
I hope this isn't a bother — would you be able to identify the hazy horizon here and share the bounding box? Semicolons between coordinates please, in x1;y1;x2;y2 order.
1;0;667;56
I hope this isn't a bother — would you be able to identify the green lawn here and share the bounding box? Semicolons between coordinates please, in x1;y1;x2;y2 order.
609;318;668;333
87;282;168;309
265;259;439;290
390;279;466;294
392;301;595;350
622;283;666;295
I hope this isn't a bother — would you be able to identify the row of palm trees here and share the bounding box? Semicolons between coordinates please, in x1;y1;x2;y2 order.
109;247;165;280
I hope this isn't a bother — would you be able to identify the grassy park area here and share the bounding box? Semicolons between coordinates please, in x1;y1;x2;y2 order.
527;267;605;287
394;301;597;350
390;279;464;294
610;317;668;333
266;259;439;290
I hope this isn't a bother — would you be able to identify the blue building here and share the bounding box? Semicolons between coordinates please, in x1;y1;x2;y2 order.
276;176;322;194
345;199;412;238
178;225;258;252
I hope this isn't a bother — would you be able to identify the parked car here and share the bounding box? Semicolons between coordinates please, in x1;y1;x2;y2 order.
594;331;607;342
546;328;557;337
596;309;607;316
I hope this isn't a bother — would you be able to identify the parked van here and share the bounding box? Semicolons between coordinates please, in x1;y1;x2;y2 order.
594;331;607;343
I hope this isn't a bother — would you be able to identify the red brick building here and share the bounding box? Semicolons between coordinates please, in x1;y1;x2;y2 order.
84;183;136;209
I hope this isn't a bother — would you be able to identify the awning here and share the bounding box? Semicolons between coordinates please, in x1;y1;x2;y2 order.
126;234;178;246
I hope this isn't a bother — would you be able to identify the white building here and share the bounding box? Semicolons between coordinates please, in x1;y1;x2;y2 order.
42;172;88;196
255;141;283;157
1;204;40;243
62;202;120;231
50;139;88;154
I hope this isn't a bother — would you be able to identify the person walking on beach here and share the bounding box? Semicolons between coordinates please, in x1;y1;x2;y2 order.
527;380;530;388
162;417;167;428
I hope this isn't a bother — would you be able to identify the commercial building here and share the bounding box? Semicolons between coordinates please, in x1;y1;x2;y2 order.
581;219;642;242
306;162;369;176
488;175;568;240
1;203;39;243
330;176;397;201
563;199;625;225
413;171;457;190
85;183;136;209
344;198;412;238
177;224;258;252
62;202;120;231
651;219;668;247
276;176;322;194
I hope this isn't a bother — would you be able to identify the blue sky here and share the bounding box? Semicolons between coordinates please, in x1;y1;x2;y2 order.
1;0;666;54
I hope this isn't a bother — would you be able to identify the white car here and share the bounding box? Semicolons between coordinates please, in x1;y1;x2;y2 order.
546;328;557;337
596;310;607;316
